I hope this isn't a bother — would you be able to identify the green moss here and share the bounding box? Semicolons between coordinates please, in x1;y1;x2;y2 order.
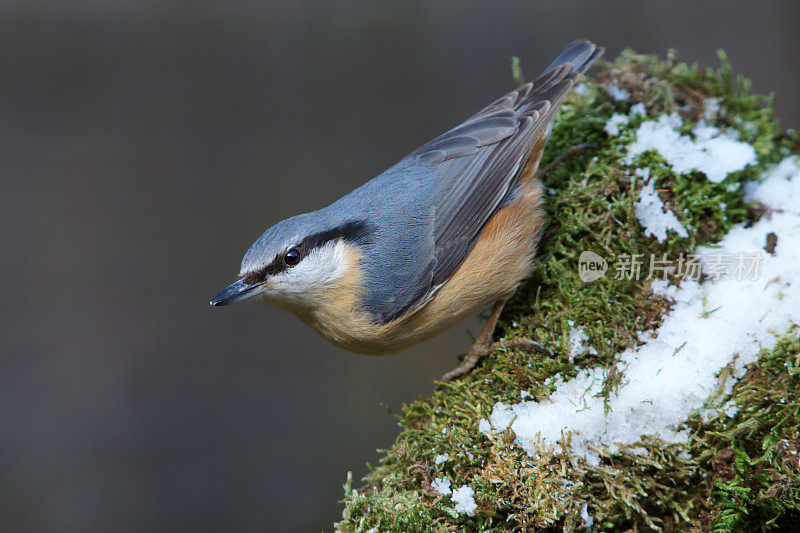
335;50;800;532
690;331;800;531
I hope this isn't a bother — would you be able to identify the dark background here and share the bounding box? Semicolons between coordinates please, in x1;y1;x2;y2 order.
2;1;798;531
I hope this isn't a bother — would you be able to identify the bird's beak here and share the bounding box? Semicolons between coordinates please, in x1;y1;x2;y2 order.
210;278;265;307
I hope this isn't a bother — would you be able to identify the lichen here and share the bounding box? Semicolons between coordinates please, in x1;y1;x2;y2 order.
335;49;800;532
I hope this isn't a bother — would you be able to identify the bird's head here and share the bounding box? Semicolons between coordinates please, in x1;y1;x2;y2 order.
211;214;372;310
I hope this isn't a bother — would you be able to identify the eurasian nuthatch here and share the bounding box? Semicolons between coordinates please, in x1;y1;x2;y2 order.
212;40;603;380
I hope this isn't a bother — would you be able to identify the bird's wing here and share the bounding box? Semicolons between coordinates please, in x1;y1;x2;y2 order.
418;67;579;283
369;41;603;323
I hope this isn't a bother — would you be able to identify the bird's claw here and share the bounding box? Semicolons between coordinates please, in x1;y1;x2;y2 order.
440;337;553;382
494;338;554;357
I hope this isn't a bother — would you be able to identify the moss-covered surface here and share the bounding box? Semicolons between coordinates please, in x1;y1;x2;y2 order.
690;331;800;531
335;50;800;532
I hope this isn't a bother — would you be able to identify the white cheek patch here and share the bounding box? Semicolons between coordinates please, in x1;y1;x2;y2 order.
270;239;349;297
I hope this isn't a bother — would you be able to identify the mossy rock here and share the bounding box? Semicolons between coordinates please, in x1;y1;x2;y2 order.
335;49;800;532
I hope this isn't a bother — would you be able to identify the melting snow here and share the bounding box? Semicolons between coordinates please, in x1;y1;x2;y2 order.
630;103;647;117
744;156;800;212
607;82;630;101
581;504;594;528
434;453;449;465
480;157;800;465
703;97;722;120
573;83;590;96
568;320;598;361
452;486;477;514
635;171;689;242
432;477;451;495
624;113;757;182
605;113;630;136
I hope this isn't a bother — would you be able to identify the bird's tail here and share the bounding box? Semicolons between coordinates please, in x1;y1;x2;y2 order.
543;40;604;76
518;40;602;140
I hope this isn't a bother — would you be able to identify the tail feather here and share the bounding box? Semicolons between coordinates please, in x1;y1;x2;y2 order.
543;40;604;75
514;40;603;125
523;40;602;139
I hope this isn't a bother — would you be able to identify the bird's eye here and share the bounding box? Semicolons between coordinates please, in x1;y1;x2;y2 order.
284;247;301;266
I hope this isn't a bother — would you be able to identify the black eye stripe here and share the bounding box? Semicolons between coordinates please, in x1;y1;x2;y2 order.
242;220;373;284
294;220;373;255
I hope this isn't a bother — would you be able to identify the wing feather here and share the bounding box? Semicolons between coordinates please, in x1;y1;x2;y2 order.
380;41;603;322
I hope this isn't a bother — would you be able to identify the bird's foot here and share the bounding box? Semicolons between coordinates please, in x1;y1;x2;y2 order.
441;341;493;382
492;337;553;357
440;337;553;382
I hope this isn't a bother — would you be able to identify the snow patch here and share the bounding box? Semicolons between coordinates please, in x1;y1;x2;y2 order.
432;477;451;495
607;82;630;101
703;97;722;120
581;504;594;528
625;113;757;183
568;320;598;361
605;113;630;136
573;83;589;96
434;453;449;465
630;103;647;117
480;159;800;465
635;173;689;242
452;486;477;515
744;156;800;212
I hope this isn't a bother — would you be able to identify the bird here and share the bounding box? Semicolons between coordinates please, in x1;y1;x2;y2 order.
211;40;603;380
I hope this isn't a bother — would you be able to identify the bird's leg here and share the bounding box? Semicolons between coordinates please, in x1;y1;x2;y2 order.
441;299;508;382
441;298;556;382
534;142;597;180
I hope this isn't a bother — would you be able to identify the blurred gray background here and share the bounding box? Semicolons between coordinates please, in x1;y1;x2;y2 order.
2;1;798;531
